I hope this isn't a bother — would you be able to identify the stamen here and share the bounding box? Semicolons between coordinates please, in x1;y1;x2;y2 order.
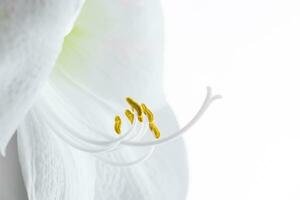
50;81;220;148
125;109;134;124
121;87;222;146
149;122;161;139
114;116;122;134
126;97;143;122
51;70;222;167
40;87;137;147
141;103;154;123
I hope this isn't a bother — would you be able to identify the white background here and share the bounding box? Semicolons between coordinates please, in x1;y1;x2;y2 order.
162;0;300;199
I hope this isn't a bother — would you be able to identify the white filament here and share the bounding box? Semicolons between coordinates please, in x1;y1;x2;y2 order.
39;106;155;166
44;69;221;166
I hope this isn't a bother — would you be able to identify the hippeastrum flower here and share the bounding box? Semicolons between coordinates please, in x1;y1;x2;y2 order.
0;0;221;199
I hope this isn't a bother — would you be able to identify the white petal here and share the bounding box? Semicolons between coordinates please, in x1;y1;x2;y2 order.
55;0;165;107
0;0;85;155
17;108;96;200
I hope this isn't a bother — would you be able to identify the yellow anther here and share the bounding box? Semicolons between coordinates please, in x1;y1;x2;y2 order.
149;122;161;139
114;116;122;134
126;97;143;122
141;103;154;123
125;109;134;124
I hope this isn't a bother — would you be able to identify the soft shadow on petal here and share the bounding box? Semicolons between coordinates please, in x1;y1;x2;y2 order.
0;0;85;154
0;135;27;200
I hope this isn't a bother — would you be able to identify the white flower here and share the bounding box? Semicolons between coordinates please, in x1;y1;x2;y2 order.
0;0;221;199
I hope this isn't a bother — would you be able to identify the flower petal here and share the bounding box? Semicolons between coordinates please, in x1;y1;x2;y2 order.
18;108;96;200
0;0;85;155
55;0;165;107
